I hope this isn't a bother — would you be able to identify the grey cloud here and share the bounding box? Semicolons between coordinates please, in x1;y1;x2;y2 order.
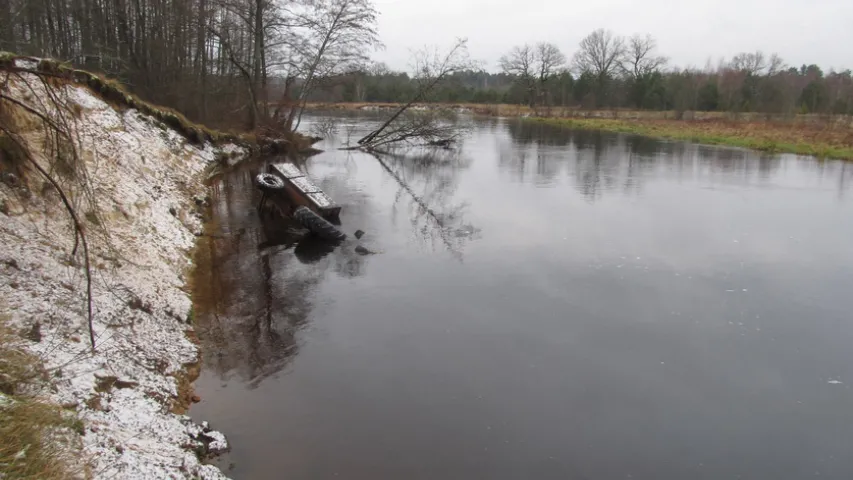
372;0;852;72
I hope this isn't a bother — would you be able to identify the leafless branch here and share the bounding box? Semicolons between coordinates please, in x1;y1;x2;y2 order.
355;38;473;149
623;34;668;78
0;74;97;351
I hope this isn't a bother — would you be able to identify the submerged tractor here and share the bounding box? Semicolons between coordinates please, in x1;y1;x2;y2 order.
255;163;346;242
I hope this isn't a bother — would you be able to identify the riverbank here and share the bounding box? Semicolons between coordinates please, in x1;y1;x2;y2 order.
528;117;853;160
306;102;853;161
0;59;241;478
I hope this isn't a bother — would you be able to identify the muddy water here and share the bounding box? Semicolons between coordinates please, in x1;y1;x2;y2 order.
192;115;853;479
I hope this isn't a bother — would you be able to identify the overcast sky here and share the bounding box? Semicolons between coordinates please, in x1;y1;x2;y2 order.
371;0;852;73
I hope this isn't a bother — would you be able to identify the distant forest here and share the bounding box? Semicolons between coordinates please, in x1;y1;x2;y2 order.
310;33;853;116
309;62;853;116
2;0;850;133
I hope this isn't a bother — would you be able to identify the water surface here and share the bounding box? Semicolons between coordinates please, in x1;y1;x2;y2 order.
192;116;853;479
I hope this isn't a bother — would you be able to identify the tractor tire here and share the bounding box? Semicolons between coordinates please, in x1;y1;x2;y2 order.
255;173;285;193
293;206;346;242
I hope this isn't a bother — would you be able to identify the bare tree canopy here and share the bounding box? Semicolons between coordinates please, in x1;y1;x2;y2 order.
572;28;626;79
729;51;788;77
409;38;476;94
534;42;566;82
766;53;787;76
500;42;564;106
499;44;535;79
284;0;383;130
499;45;535;105
730;51;767;75
624;34;667;78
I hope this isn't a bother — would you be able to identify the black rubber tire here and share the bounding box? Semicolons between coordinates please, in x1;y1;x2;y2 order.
255;173;285;193
293;206;347;242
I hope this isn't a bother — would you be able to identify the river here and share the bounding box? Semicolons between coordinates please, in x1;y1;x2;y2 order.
191;114;853;479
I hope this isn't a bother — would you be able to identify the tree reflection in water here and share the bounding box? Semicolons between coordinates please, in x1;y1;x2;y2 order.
500;118;785;202
370;146;479;261
193;160;368;388
194;115;837;390
194;122;478;387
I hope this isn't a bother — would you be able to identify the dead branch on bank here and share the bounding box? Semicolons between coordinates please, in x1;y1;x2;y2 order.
0;70;97;352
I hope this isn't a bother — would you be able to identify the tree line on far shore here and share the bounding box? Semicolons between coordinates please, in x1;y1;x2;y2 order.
310;29;853;116
2;0;850;131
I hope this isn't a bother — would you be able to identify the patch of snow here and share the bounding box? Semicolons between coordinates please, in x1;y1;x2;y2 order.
13;58;39;70
66;85;112;111
828;380;843;385
203;430;229;455
0;72;238;479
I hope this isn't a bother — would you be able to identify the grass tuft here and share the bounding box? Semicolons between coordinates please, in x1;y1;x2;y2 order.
0;52;15;69
0;396;78;479
0;316;82;479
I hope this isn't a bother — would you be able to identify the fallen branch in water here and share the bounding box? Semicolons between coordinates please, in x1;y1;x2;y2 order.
342;110;468;151
348;38;475;151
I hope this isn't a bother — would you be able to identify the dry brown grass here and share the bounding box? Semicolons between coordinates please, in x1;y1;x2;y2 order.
0;316;83;479
531;117;853;160
306;101;853;126
0;398;82;479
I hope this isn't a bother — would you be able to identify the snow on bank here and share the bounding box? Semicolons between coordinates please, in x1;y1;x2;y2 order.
0;66;245;479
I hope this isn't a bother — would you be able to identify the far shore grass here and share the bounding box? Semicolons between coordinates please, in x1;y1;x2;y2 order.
527;117;853;161
307;102;853;161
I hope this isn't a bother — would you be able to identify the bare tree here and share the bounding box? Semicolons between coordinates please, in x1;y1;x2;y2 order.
730;51;767;75
283;0;382;132
499;44;536;106
207;19;264;130
535;43;566;81
572;28;626;80
533;42;566;105
572;29;626;107
500;43;565;107
623;34;667;78
766;53;786;76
